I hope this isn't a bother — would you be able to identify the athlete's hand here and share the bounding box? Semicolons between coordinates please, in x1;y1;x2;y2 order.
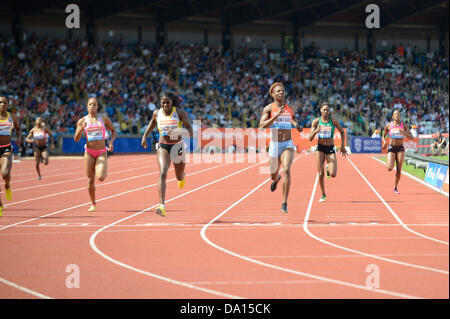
141;137;148;149
78;118;87;128
51;144;55;150
276;105;285;117
296;126;303;133
311;126;320;135
382;142;387;150
107;144;114;152
340;147;348;157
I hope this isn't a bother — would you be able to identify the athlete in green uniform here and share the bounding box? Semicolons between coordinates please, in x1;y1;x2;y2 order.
309;102;347;202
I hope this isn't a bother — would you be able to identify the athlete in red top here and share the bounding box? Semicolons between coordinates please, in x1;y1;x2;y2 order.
259;82;302;214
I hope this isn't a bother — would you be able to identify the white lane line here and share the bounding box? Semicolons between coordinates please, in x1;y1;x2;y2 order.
303;174;448;275
371;156;449;197
2;223;448;229
3;163;159;193
89;161;268;299
200;174;422;298
187;280;324;285
0;276;53;299
348;157;449;245
0;163;222;231
0;162;233;298
11;155;148;178
249;253;449;258
5;163;198;207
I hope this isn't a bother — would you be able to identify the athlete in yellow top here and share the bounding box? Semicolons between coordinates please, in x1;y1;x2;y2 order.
0;96;22;217
141;91;193;217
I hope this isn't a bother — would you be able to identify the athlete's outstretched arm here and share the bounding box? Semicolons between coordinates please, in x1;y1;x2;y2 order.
381;124;390;149
400;124;414;140
141;110;158;149
103;115;117;151
12;113;22;145
291;112;303;133
25;129;35;144
74;118;86;142
309;119;320;142
178;109;193;138
45;127;55;148
333;118;348;156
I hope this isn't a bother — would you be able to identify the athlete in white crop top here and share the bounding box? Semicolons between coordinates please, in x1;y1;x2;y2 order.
141;91;193;217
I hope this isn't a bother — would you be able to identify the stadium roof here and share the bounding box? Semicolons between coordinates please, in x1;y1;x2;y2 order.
3;0;449;29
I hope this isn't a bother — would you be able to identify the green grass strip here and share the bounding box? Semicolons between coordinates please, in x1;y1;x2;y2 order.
377;156;426;180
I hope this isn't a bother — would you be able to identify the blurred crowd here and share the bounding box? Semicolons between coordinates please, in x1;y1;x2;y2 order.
0;34;448;146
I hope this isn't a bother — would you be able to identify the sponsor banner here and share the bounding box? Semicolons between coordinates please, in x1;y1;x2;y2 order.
63;136;155;153
200;127;346;153
381;138;419;153
418;133;449;155
424;162;448;189
351;137;381;153
442;170;449;194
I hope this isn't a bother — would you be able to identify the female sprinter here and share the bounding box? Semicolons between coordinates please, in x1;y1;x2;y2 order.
0;96;22;217
309;102;347;203
141;91;193;217
74;98;116;212
382;110;413;194
25;117;55;180
259;82;302;214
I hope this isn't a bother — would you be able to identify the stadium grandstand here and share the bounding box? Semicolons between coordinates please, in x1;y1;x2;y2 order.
0;0;448;152
0;0;449;303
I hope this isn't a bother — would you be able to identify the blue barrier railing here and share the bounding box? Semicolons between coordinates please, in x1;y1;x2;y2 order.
350;136;382;153
62;135;196;154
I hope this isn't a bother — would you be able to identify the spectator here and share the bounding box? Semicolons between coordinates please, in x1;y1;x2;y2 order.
371;129;381;138
410;125;418;138
431;132;447;156
0;36;447;139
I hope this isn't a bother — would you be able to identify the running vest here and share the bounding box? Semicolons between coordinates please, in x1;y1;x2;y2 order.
0;112;14;136
269;103;294;130
317;117;335;139
33;129;46;141
157;107;182;143
83;114;106;142
388;121;405;139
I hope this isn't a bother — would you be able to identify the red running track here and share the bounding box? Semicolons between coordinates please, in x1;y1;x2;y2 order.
0;153;448;299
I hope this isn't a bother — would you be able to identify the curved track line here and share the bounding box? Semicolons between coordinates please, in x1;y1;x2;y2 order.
0;163;223;231
0;277;53;299
200;176;421;299
347;157;449;245
89;161;268;299
303;174;449;275
0;163;230;298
